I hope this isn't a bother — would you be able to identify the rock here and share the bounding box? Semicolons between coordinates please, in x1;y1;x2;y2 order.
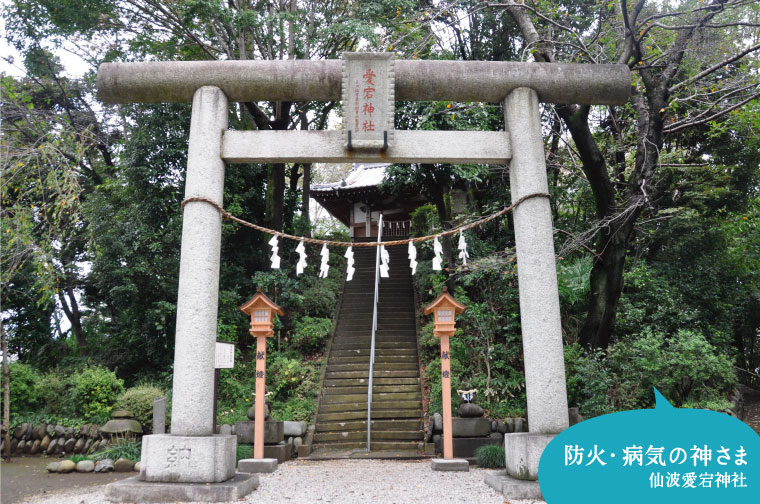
46;462;61;473
235;420;284;444
568;407;582;426
458;403;485;418
40;435;51;450
64;427;74;439
514;417;526;433
88;440;100;454
13;423;29;439
58;460;76;473
99;419;143;437
293;437;303;448
54;425;65;437
283;421;307;437
46;424;55;436
30;439;41;454
17;440;26;453
432;434;442;452
489;432;503;440
34;423;44;440
83;438;92;453
54;437;65;454
74;437;86;453
114;458;135;472
111;410;133;419
64;437;76;453
94;458;115;473
88;425;99;438
490;420;497;432
76;460;95;472
432;412;443;433
496;420;508;434
452;417;491;438
134;461;141;472
80;424;90;437
286;436;293;446
247;403;271;421
45;438;56;455
219;424;232;436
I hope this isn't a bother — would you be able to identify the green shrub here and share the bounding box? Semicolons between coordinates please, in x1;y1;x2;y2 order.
0;362;41;415
301;282;339;318
476;444;505;468
66;454;93;464
37;369;73;416
116;385;167;434
291;316;332;354
270;396;315;423
236;444;253;462
93;438;141;462
69;366;125;423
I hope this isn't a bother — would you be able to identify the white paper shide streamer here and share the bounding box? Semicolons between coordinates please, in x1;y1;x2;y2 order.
295;239;307;276
408;241;418;275
319;243;330;278
458;231;470;265
379;245;390;278
344;246;355;281
268;235;281;269
432;236;443;271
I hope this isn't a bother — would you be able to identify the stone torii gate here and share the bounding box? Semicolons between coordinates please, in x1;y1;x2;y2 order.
99;56;630;502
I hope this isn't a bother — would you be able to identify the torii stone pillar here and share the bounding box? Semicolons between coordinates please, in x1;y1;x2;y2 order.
137;86;238;484
502;87;568;485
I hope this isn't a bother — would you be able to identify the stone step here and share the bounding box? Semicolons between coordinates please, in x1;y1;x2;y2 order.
323;377;419;388
330;341;417;350
326;363;419;373
318;400;421;413
315;419;423;432
324;369;420;380
316;409;422;422
312;441;423;451
330;348;417;357
321;384;420;395
328;355;418;364
314;430;424;443
320;392;421;404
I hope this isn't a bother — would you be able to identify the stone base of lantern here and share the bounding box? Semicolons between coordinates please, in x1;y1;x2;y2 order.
484;471;543;500
237;458;278;473
139;434;237;483
106;473;258;503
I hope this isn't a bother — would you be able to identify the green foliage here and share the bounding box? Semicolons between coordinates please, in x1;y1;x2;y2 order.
116;385;168;434
0;361;41;415
557;255;593;305
93;438;141;462
69;366;125;423
475;444;506;468
270;397;315;423
291;316;332;355
570;330;736;417
236;444;253;462
66;454;93;464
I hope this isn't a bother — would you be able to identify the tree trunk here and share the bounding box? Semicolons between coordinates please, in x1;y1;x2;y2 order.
1;321;11;460
58;287;86;350
265;163;286;231
302;163;311;227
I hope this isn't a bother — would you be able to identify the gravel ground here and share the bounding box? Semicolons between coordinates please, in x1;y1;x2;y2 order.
17;459;543;504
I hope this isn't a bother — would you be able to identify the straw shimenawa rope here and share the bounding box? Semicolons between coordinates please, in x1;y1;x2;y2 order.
180;192;551;248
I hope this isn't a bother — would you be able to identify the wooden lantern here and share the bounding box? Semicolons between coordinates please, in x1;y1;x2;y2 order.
240;288;284;338
424;287;466;460
239;288;283;459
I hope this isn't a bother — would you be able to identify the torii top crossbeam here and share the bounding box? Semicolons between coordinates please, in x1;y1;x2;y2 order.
97;60;630;106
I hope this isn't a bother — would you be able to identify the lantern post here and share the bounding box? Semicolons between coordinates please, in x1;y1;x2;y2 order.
240;288;284;459
424;287;467;466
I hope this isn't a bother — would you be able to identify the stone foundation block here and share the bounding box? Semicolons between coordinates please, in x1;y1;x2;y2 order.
504;432;554;481
452;417;491;438
431;458;469;472
484;471;543;500
106;473;258;502
434;435;502;459
237;458;278;473
139;434;236;483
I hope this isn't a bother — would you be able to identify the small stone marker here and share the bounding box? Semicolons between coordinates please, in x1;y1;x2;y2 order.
342;52;395;151
153;397;166;435
237;458;278;474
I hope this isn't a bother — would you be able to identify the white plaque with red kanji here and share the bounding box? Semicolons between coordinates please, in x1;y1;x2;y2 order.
342;52;395;150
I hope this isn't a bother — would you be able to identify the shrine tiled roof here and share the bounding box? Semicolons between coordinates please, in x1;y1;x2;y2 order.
311;163;389;195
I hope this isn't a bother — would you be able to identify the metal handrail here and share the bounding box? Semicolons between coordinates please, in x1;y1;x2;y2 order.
367;214;383;452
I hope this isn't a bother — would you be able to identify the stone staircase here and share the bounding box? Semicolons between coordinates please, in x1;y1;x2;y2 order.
313;241;424;453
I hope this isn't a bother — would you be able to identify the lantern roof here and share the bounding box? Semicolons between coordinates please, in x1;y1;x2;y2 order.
239;288;284;316
423;287;467;316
